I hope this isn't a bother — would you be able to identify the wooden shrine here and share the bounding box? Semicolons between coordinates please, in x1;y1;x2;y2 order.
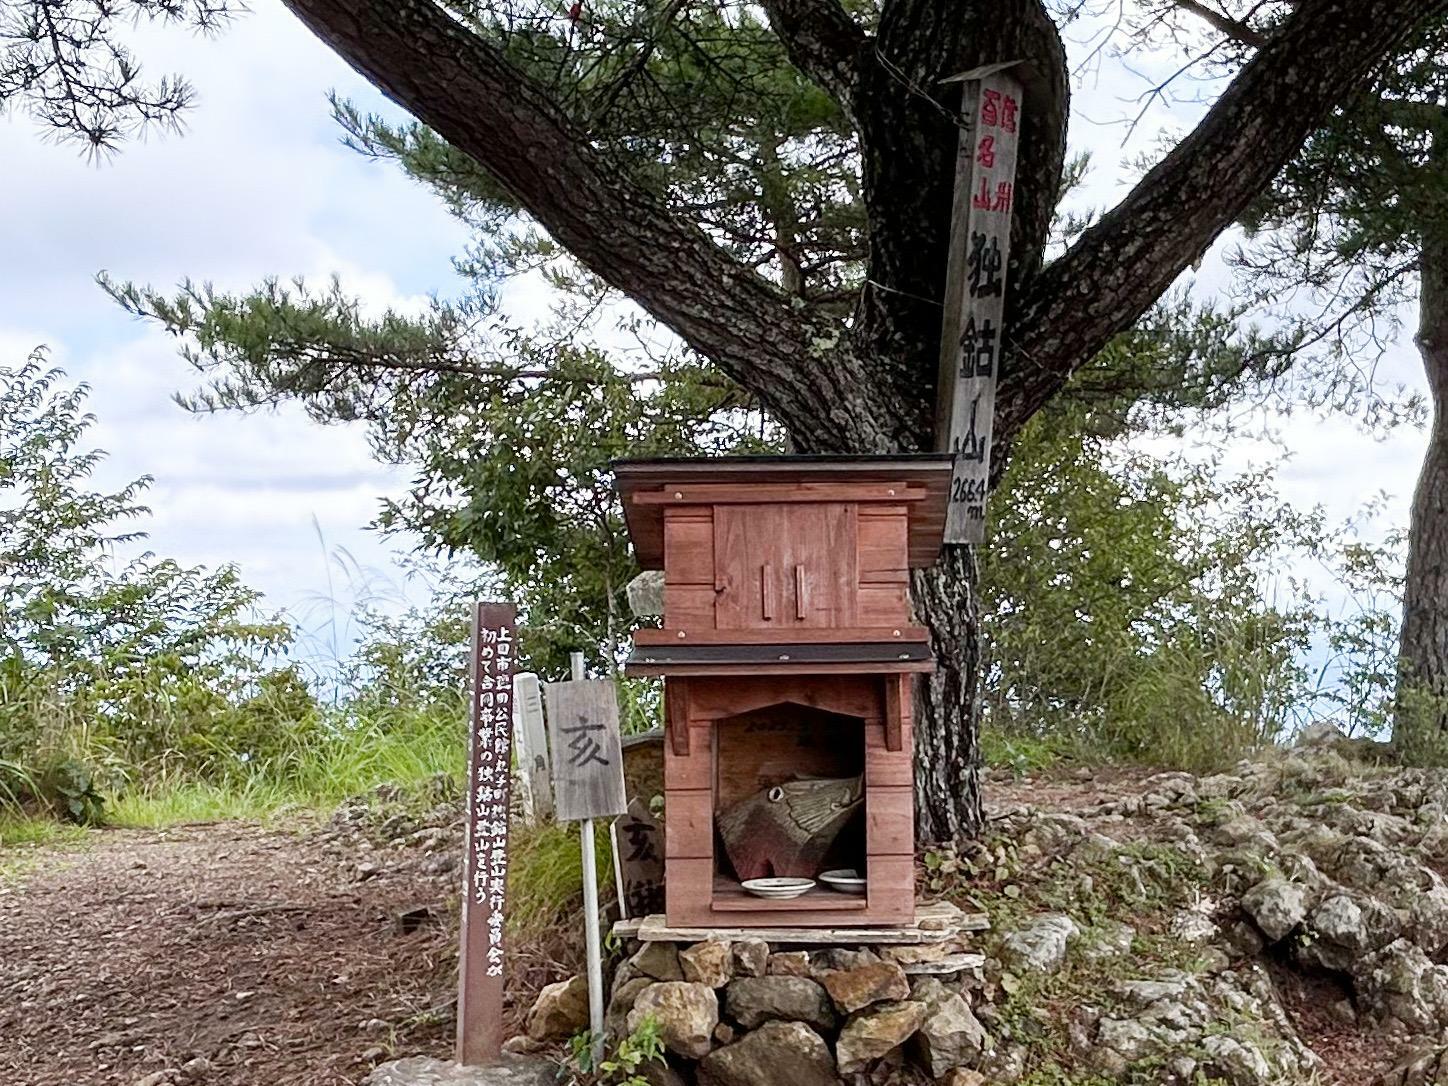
615;456;953;927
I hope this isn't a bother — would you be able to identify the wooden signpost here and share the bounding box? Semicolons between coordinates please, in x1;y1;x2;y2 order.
545;654;627;1059
512;672;553;822
936;62;1026;545
457;602;518;1066
611;797;665;920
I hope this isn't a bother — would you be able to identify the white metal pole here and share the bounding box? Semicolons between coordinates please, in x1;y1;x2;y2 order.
571;651;606;1064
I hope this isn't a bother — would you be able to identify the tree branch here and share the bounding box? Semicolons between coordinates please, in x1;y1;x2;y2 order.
756;0;866;112
996;0;1448;443
1169;0;1269;48
278;0;846;437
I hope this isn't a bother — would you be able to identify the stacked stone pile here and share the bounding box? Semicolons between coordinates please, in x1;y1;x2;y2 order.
526;927;990;1085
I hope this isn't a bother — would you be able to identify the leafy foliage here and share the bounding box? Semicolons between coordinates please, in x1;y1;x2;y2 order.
0;353;302;817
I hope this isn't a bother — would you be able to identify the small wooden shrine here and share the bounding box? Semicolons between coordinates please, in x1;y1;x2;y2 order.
615;455;953;928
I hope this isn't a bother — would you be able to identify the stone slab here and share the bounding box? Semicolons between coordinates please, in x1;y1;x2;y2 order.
620;902;989;945
365;1056;554;1086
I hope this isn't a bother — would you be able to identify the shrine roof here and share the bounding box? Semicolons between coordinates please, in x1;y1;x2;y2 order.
612;454;954;569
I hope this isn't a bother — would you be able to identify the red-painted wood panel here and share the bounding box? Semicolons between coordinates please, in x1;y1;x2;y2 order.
663;726;713;790
663;511;715;586
865;855;916;922
714;504;858;630
664;584;717;631
857;584;910;627
858;509;910;584
684;675;882;722
865;786;914;856
865;723;914;788
665;789;714;859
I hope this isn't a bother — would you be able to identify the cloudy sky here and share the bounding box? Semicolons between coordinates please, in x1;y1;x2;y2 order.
0;3;1427;670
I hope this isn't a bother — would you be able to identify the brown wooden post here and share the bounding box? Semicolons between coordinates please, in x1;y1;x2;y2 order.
457;601;518;1066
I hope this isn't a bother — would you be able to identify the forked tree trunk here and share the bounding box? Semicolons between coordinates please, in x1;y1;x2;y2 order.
911;546;984;841
1398;235;1448;763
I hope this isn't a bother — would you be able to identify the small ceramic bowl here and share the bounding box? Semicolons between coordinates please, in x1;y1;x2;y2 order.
819;869;868;895
740;877;816;900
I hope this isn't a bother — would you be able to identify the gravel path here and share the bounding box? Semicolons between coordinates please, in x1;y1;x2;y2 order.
0;822;455;1086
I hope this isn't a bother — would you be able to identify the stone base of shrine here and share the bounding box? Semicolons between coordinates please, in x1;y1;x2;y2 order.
523;900;993;1085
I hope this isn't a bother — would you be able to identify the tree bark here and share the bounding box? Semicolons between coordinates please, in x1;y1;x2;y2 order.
910;546;984;842
1398;232;1448;763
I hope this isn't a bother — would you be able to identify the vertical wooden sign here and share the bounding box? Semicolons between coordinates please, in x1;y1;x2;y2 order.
935;62;1025;545
457;601;517;1066
611;797;665;919
512;672;554;822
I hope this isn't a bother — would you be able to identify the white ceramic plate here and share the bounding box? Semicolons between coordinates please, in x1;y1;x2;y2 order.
819;869;867;895
740;877;816;900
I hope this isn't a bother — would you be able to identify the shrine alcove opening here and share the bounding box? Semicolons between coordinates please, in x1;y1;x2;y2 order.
711;701;867;898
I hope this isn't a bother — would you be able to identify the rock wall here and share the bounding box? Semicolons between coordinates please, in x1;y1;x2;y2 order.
527;934;990;1085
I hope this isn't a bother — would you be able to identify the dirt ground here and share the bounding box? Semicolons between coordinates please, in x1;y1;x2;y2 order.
0;822;456;1086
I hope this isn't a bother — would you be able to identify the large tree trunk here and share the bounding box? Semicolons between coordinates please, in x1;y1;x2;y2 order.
911;547;984;841
1398;235;1448;763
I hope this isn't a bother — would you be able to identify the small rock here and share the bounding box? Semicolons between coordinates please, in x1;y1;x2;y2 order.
1096;1018;1156;1061
502;1035;545;1055
629;982;719;1059
632;942;685;981
733;939;769;978
1201;1034;1273;1085
697;1020;837;1086
681;940;734;988
1241;878;1309;943
1000;914;1078;975
911;990;988;1077
132;1073;177;1086
821;960;910;1014
836;1000;928;1075
713;1022;736;1045
724;976;836;1033
607;977;652;1038
939;1071;986;1086
767;951;811;977
526;975;589;1041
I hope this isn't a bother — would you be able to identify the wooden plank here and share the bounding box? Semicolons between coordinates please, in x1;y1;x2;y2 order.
711;878;868;912
663;583;716;632
634;482;923;505
685;675;883;722
512;672;553;822
935;67;1026;544
457;602;518;1066
866;787;915;856
636;627;927;646
629;660;935;678
858;512;910;584
857;585;910;627
638;901;988;943
665;681;690;758
865;723;914;788
544;679;628;822
663;726;711;789
666;857;716;923
866;855;917;923
884;674;906;753
663;511;715;585
664;789;714;859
